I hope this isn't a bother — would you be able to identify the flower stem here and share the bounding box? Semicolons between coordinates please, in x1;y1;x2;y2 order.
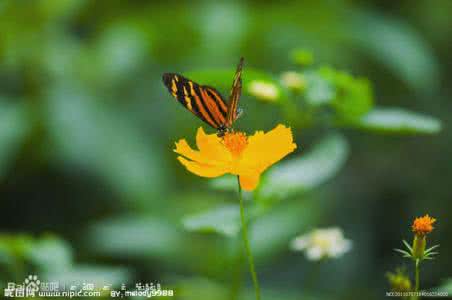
414;259;420;300
237;176;261;300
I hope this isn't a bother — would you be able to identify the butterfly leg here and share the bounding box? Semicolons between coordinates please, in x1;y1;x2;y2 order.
236;107;244;120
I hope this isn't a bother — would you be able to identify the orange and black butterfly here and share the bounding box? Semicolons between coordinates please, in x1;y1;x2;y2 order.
162;57;244;136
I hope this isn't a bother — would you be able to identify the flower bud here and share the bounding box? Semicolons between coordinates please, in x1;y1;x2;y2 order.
386;268;411;293
412;234;426;259
281;71;306;92
248;81;279;102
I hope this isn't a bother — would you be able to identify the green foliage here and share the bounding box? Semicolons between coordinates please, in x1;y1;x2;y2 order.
351;108;442;134
183;204;241;237
43;266;130;288
209;175;238;192
290;49;314;66
26;236;72;272
45;86;167;206
0;1;448;299
249;198;321;261
0;234;130;288
85;216;187;261
186;49;441;138
0;101;30;179
176;277;230;300
260;133;349;200
347;11;440;92
435;278;452;294
319;67;373;120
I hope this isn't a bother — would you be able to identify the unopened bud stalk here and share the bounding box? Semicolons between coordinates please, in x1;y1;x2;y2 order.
412;235;426;259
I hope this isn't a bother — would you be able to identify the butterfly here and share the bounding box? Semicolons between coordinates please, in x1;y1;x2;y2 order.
162;57;244;137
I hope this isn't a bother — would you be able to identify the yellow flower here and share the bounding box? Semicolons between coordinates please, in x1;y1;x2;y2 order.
174;124;297;191
412;214;436;236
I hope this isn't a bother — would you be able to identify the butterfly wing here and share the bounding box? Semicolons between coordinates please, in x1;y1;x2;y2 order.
162;73;228;129
226;57;244;128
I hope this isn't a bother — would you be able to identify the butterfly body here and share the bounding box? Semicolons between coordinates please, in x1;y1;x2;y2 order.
162;58;244;136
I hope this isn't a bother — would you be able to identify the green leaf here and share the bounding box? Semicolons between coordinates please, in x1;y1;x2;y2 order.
182;204;240;237
0;234;34;258
290;49;314;66
42;265;131;287
26;236;73;272
394;248;411;257
319;67;373;120
45;85;168;206
208;175;237;192
433;278;452;294
402;240;413;252
85;216;187;261
353;108;442;134
250;195;321;260
425;244;440;254
0;100;30;179
0;234;74;280
260;133;349;199
176;277;229;300
0;234;34;279
349;12;439;92
95;23;148;83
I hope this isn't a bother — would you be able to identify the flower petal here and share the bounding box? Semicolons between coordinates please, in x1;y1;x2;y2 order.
239;173;260;191
241;124;297;173
174;139;205;163
290;235;311;251
174;127;231;166
177;156;227;178
305;246;324;261
196;127;231;163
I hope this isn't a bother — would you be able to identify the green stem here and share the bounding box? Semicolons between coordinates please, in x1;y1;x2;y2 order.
414;259;420;299
237;176;261;300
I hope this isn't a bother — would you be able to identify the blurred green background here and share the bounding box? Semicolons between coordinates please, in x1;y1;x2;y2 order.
0;0;451;299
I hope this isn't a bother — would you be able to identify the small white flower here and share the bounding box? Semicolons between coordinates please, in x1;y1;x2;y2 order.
248;80;279;101
290;227;352;261
281;71;305;91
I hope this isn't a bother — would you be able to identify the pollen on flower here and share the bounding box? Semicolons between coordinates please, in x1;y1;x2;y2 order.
412;214;436;236
223;131;248;157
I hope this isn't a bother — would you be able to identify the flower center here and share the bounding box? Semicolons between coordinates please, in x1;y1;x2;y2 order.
223;131;248;157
